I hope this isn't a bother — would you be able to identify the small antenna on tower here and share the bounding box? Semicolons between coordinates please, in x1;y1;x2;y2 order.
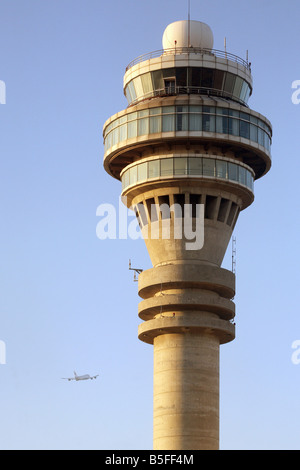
129;259;143;282
232;236;236;274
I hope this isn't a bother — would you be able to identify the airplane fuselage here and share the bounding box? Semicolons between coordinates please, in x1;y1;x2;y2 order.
63;371;99;381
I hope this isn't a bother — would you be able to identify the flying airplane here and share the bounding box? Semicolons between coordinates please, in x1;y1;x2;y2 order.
62;371;99;382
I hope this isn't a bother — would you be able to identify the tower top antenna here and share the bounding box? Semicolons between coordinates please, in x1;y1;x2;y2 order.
188;0;191;47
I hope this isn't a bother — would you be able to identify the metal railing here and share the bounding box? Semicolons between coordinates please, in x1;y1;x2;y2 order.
128;85;250;107
125;47;251;72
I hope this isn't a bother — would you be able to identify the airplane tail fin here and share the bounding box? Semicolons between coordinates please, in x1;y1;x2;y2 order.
74;371;78;378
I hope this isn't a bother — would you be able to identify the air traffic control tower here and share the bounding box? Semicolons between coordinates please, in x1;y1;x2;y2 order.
103;20;272;450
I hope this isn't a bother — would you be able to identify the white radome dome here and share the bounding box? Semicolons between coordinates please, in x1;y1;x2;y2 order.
162;20;214;51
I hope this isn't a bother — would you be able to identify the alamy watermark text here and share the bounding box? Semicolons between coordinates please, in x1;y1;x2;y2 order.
0;80;6;104
96;197;204;251
291;80;300;104
291;340;300;365
0;340;6;365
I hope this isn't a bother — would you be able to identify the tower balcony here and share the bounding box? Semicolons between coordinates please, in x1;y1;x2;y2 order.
123;47;253;108
103;97;272;182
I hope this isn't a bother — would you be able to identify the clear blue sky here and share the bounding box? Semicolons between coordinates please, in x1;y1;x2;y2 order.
0;0;299;450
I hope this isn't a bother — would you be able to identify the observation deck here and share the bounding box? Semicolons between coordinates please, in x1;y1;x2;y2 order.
103;97;272;184
103;24;271;187
123;46;253;108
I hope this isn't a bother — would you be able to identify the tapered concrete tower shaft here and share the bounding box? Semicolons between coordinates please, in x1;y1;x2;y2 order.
153;332;219;450
103;20;272;450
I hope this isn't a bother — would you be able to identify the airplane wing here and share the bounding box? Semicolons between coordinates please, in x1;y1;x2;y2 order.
61;377;75;381
92;375;99;379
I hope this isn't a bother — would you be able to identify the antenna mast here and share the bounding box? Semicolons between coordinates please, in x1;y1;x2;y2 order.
188;0;191;47
129;259;143;282
232;236;236;274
